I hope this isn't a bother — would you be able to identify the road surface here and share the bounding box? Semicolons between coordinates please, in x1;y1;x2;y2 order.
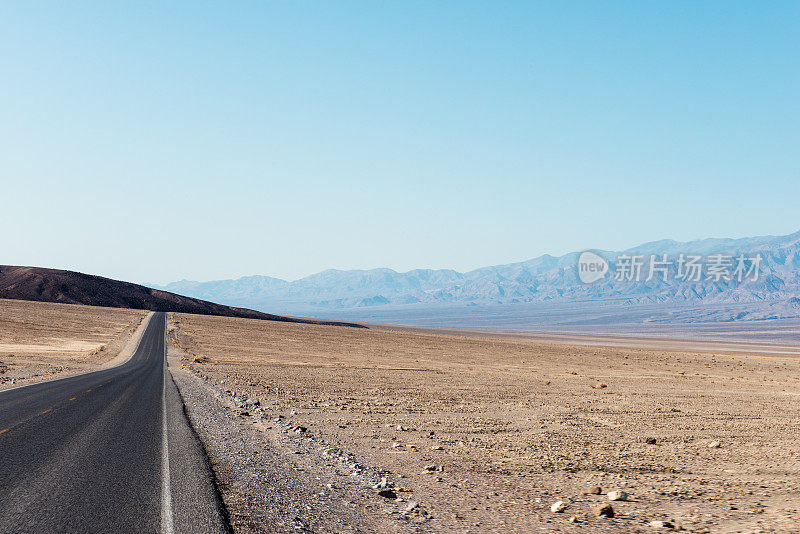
0;312;229;533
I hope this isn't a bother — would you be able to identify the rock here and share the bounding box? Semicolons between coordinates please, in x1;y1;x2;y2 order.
645;437;657;444
607;490;628;501
708;440;721;448
568;516;579;523
585;486;602;495
405;501;419;512
423;464;443;472
291;425;307;433
431;445;444;451
649;520;675;529
550;501;567;513
593;503;614;517
377;488;397;499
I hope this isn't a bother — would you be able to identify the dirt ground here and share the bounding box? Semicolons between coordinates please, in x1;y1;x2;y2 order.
0;298;146;389
171;312;800;533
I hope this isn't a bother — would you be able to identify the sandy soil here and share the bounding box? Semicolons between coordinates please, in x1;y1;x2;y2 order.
0;298;147;389
170;312;800;533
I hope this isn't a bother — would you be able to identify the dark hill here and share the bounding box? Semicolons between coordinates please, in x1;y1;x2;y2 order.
0;265;364;327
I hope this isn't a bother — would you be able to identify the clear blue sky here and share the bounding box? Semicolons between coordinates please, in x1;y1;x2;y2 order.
2;2;798;284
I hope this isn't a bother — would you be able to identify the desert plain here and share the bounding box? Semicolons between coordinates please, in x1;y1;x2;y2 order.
0;298;145;389
169;312;800;533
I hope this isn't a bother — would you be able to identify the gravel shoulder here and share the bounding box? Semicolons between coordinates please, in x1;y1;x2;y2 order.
168;341;416;533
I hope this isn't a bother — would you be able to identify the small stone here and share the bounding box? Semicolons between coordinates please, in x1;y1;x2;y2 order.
568;516;579;523
645;437;657;445
585;486;602;495
550;501;567;513
377;488;397;499
607;490;628;501
593;503;614;517
431;445;444;451
649;520;675;529
708;440;721;448
292;425;307;433
405;501;419;512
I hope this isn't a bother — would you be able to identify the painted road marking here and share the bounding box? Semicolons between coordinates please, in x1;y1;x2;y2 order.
161;317;175;534
0;428;9;435
69;397;77;400
86;389;92;392
40;409;52;415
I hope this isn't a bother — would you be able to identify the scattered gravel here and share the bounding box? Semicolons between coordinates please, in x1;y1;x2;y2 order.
169;346;422;533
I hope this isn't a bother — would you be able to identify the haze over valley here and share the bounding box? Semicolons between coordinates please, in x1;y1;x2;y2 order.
153;229;800;329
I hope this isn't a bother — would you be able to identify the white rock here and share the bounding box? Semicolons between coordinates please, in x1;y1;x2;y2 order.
550;501;567;513
649;520;674;528
607;490;628;501
708;440;721;448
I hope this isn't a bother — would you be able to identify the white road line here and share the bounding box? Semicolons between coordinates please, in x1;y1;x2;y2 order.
161;315;175;534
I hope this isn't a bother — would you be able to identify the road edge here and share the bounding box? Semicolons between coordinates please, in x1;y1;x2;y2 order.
101;311;155;369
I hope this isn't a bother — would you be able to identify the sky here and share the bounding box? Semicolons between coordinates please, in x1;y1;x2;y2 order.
2;2;798;284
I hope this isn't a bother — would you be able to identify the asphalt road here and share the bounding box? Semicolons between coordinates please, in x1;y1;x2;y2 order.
0;312;229;533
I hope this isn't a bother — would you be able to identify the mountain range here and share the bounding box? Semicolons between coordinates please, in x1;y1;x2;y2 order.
152;229;800;320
